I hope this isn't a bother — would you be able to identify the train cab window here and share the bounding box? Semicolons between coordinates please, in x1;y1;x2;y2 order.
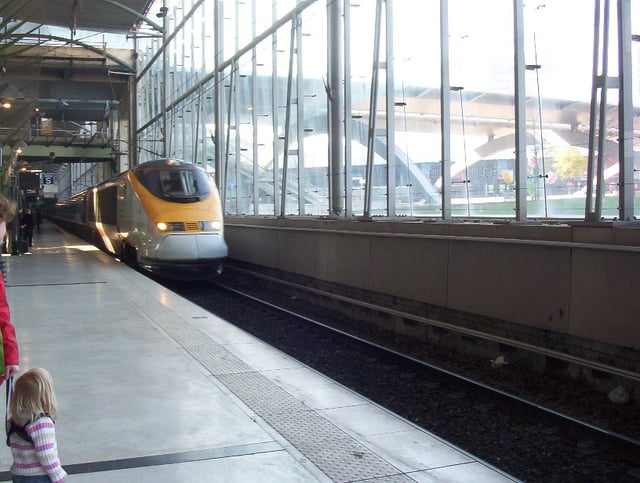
133;160;212;202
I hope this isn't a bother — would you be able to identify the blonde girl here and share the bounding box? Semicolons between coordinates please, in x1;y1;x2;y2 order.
8;368;67;483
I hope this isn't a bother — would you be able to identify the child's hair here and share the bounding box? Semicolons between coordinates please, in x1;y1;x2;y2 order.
0;194;16;224
10;368;58;424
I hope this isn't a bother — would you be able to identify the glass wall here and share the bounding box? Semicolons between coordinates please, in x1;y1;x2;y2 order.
135;0;639;222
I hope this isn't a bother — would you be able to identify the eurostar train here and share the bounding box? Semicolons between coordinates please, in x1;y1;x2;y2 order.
48;159;228;280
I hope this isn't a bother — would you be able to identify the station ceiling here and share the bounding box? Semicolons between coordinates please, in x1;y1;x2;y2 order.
0;0;155;171
1;0;155;34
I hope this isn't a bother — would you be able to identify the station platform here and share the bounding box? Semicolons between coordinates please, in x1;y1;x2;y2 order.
0;220;518;482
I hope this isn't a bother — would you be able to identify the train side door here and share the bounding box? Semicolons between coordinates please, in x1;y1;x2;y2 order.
86;190;95;226
117;181;127;232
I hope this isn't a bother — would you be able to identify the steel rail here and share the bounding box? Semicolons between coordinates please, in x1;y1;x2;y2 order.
215;276;640;460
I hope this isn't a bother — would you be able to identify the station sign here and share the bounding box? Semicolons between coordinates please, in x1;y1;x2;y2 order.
42;174;58;195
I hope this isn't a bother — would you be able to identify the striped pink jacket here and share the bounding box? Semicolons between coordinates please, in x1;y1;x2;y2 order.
9;416;67;482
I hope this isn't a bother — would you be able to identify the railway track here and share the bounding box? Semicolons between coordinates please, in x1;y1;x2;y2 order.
160;270;640;482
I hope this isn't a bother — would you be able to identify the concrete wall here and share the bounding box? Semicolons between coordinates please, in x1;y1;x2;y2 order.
224;217;640;350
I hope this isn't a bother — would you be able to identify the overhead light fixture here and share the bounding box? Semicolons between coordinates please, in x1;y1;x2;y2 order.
107;70;135;76
1;98;10;109
14;140;27;154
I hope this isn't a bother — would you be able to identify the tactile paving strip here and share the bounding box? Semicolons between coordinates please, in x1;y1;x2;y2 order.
186;342;254;375
217;372;310;415
267;411;404;480
151;315;413;482
155;318;255;375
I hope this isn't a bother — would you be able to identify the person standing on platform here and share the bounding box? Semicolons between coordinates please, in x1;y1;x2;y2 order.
15;208;23;253
20;208;34;249
0;194;20;383
7;368;67;483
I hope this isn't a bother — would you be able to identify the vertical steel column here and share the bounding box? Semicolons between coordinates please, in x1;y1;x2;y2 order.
343;0;353;218
161;0;168;158
130;38;138;167
617;0;634;221
190;12;197;164
595;0;611;219
271;3;280;216
513;0;527;221
214;0;225;199
385;0;396;217
363;0;383;219
296;11;305;215
251;0;259;215
223;62;236;211
439;0;452;220
154;40;163;158
194;89;201;163
181;99;187;159
233;63;241;214
200;11;208;168
328;0;345;217
199;7;207;166
586;0;611;221
585;0;601;219
167;5;178;157
233;1;245;214
228;2;246;215
280;17;297;217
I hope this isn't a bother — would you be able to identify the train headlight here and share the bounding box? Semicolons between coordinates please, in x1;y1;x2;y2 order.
156;222;185;232
156;221;220;232
200;220;222;231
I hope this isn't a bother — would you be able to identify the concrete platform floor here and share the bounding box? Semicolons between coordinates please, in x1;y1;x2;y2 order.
0;220;518;482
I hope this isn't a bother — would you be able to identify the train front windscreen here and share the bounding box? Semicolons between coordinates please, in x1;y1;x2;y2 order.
133;160;212;202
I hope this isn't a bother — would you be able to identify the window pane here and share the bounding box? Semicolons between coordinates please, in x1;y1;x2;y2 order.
449;0;516;218
524;1;596;219
393;1;442;217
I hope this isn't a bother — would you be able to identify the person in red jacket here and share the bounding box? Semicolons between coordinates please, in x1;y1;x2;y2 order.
0;194;20;383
